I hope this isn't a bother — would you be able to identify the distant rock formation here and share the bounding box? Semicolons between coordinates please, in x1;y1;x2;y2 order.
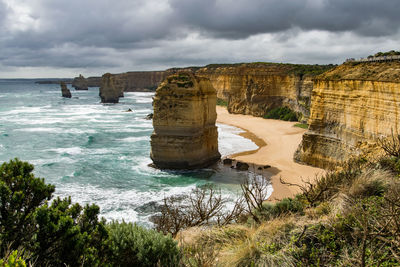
99;73;120;103
72;74;89;90
150;73;221;169
60;82;72;98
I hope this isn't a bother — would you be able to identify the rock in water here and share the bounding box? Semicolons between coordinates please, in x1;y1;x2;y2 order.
150;73;221;169
99;73;120;103
60;82;72;98
72;74;88;90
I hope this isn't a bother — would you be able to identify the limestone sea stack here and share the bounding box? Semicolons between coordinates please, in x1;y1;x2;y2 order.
72;74;89;90
60;82;72;98
99;73;120;103
150;73;221;169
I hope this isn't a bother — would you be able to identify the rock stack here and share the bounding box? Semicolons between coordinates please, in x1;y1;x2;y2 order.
99;73;120;103
60;82;72;98
150;73;221;169
72;74;89;90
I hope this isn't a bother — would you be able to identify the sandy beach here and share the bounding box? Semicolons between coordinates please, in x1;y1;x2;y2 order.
216;106;323;201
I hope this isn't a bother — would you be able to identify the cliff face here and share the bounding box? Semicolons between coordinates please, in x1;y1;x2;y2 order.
112;71;169;92
296;62;400;168
150;73;221;169
99;73;120;103
72;74;88;90
196;64;328;122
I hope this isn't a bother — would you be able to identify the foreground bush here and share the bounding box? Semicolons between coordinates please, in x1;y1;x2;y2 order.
0;159;181;266
107;221;180;266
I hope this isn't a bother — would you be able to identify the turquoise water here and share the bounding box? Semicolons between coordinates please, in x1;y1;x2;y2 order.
0;79;260;225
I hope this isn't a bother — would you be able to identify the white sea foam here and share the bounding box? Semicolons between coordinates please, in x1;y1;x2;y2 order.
217;123;258;157
53;182;199;223
117;136;149;143
1;106;49;115
48;147;83;155
30;157;78;165
14;127;97;134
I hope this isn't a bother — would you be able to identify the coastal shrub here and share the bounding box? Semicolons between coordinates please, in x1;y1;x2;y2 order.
33;197;108;266
0;158;55;255
264;107;298;121
107;221;180;267
152;184;244;236
0;250;26;267
293;123;308;129
258;196;305;221
0;159;108;266
216;98;228;106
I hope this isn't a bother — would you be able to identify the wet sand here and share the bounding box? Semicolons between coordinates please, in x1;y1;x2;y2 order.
216;106;323;201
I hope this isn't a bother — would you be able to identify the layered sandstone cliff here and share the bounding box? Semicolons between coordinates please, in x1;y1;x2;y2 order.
99;73;120;103
72;74;88;90
296;62;400;168
197;63;332;122
150;73;221;169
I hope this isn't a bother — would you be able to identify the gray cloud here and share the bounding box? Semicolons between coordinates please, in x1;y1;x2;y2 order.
0;0;400;77
170;0;400;38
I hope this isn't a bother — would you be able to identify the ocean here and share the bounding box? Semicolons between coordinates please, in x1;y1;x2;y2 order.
0;79;261;226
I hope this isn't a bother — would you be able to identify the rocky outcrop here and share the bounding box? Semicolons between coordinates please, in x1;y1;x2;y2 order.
296;62;400;169
99;73;120;103
196;63;333;122
150;73;221;169
72;74;89;90
60;82;71;98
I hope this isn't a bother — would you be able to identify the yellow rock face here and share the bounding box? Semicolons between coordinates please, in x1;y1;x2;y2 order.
296;63;400;168
197;64;315;122
150;73;221;169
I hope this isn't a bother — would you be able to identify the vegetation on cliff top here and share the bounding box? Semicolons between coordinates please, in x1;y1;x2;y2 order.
370;50;400;57
319;60;400;82
202;62;336;76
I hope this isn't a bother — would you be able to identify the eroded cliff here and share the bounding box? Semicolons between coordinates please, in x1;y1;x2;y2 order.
197;63;332;122
296;61;400;168
150;73;220;169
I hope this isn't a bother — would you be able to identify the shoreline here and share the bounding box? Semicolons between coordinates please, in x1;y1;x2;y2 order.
216;106;323;201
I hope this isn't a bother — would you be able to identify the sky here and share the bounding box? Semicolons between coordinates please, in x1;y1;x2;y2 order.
0;0;399;78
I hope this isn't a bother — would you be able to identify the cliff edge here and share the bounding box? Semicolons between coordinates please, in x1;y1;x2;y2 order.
296;61;400;168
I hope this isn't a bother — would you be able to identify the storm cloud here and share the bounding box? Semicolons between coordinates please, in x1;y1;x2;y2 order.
1;0;399;77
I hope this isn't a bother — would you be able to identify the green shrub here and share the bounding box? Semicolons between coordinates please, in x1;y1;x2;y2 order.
259;197;305;221
216;98;228;106
34;198;108;266
294;123;308;129
0;158;55;255
264;107;298;121
0;159;108;266
107;221;180;267
0;250;26;267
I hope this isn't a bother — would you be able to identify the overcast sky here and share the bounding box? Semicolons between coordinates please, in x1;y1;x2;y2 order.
1;0;399;78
